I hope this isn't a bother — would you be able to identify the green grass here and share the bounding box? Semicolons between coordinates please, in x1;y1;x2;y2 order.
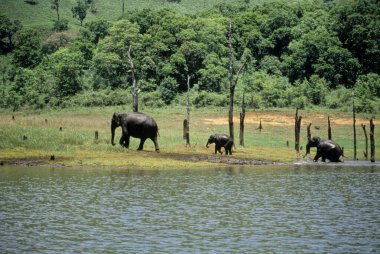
0;106;378;168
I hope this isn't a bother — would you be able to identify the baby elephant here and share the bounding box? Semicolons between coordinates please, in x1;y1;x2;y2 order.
306;136;343;162
206;134;234;155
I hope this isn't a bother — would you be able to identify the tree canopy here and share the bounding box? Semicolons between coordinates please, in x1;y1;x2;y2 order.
0;0;379;112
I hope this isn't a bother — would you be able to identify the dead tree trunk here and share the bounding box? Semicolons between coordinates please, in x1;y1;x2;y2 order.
127;45;139;112
305;123;312;156
352;89;357;160
185;75;191;146
295;108;302;153
328;116;332;140
361;124;368;160
228;21;247;145
370;118;375;162
239;94;246;146
228;22;235;143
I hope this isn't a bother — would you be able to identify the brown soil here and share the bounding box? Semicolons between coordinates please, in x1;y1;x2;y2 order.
204;112;380;126
0;152;276;168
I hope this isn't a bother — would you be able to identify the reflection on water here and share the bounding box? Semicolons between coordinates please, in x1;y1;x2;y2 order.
0;165;379;253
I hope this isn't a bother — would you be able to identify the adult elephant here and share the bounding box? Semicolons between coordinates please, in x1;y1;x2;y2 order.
306;136;343;162
206;134;233;155
111;112;160;152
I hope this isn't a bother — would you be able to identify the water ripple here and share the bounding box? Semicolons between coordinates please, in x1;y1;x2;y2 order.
0;165;379;253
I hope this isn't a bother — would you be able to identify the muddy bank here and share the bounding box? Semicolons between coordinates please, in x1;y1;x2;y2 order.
1;153;377;168
0;152;277;168
155;153;277;166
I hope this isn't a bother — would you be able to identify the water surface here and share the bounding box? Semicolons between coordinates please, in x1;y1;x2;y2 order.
1;165;379;253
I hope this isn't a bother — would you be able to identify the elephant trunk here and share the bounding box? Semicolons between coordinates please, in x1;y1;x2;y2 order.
305;144;311;156
206;141;210;148
111;120;117;146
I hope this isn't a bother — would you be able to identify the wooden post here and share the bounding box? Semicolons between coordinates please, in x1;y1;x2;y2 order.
95;131;99;143
295;108;302;153
185;75;191;146
183;119;189;146
328;116;332;140
370;118;375;162
239;94;246;146
258;120;262;132
361;124;368;160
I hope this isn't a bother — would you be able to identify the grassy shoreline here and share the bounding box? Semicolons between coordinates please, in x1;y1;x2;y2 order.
0;106;378;169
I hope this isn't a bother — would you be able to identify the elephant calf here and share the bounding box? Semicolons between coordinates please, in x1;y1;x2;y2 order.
306;136;343;162
206;134;233;155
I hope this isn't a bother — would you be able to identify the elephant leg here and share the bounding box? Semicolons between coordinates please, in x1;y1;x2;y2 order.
151;137;160;152
137;138;146;150
322;157;326;162
125;136;131;149
214;146;218;154
216;145;223;154
313;153;321;162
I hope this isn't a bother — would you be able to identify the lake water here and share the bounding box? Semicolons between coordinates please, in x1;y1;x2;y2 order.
1;164;379;253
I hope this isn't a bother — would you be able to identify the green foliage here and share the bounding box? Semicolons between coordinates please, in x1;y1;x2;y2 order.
355;73;380;113
159;77;179;105
12;28;42;68
65;89;132;107
71;0;89;27
41;30;75;54
192;91;228;108
53;19;69;32
47;48;86;99
0;0;379;111
325;86;351;110
0;15;22;52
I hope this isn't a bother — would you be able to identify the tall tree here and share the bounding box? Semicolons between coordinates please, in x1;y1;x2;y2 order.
0;15;22;53
228;22;247;144
12;28;41;68
51;0;61;21
72;0;89;27
94;20;142;88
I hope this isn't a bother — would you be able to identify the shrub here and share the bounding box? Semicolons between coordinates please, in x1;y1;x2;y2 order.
193;91;228;107
141;91;165;108
53;19;69;32
159;77;178;105
325;86;351;109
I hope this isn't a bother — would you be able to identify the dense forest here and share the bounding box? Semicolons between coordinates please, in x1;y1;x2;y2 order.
0;0;379;113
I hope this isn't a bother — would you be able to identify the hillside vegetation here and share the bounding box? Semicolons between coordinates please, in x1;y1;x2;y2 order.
0;0;379;114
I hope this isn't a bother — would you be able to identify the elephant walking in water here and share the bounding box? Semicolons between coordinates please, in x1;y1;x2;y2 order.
111;112;160;152
206;134;234;155
306;136;343;162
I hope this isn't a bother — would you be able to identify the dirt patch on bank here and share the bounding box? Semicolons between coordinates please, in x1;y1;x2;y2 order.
155;152;276;166
0;152;276;168
203;112;379;126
